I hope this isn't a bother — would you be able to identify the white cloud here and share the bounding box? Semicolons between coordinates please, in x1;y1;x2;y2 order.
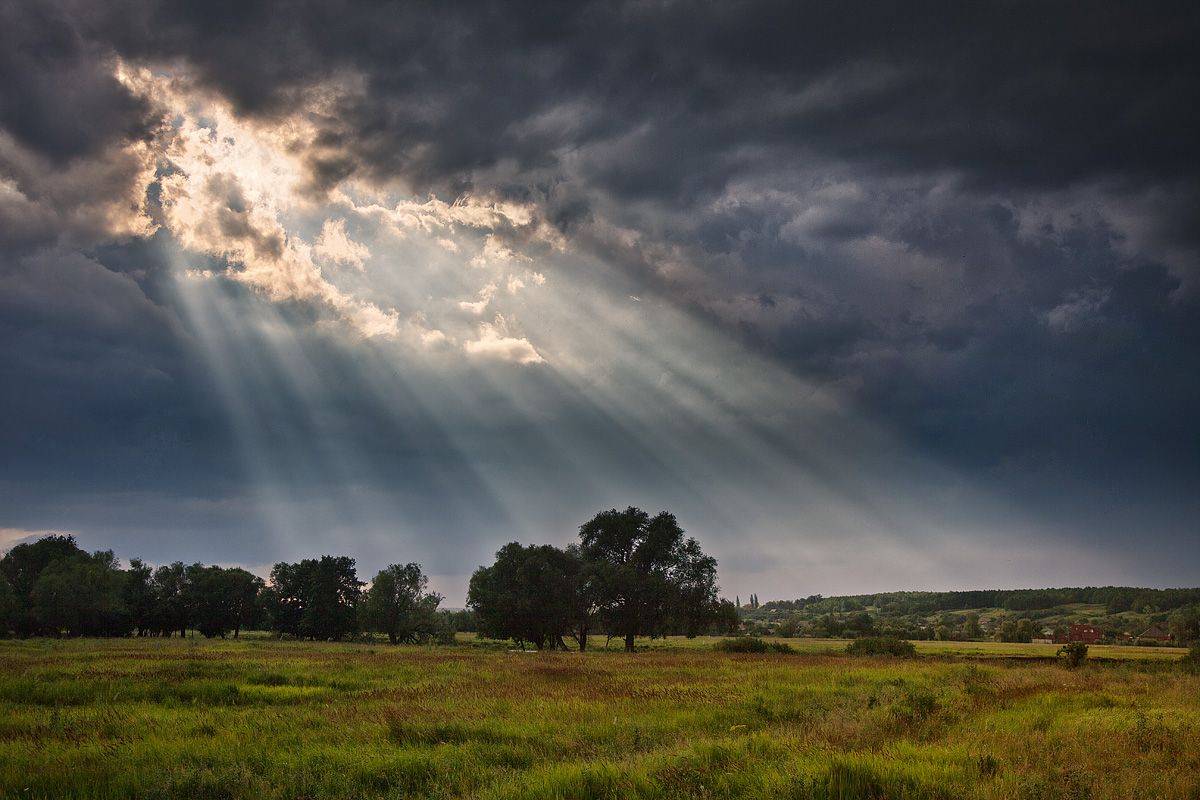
120;67;400;339
463;315;544;364
457;282;497;315
313;218;370;269
470;234;529;268
506;270;546;295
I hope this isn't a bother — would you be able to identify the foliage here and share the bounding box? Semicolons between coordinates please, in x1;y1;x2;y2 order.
1057;642;1089;668
1169;605;1200;645
0;535;88;635
0;574;15;636
1182;643;1200;674
28;550;129;636
580;507;719;650
993;618;1035;643
361;563;442;644
267;556;362;641
468;542;584;650
186;565;266;639
714;637;793;654
845;636;917;657
708;599;742;636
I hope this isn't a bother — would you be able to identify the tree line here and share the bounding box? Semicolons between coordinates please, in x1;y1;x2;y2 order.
759;586;1200;616
0;533;450;643
0;508;732;649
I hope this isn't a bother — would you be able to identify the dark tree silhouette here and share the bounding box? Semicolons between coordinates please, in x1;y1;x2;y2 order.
268;556;362;641
150;562;190;637
361;563;442;644
579;507;719;651
0;535;87;635
29;550;128;636
468;543;580;650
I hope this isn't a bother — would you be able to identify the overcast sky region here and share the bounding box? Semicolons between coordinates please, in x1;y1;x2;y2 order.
1;2;1197;604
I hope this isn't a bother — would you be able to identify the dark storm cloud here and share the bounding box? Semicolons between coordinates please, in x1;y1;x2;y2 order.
0;2;155;166
65;1;1198;191
1;0;1198;582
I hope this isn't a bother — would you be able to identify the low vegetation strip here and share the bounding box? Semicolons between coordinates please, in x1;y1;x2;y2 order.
1;638;1198;799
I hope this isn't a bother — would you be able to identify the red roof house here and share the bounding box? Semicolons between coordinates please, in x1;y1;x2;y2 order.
1138;624;1173;643
1068;623;1103;644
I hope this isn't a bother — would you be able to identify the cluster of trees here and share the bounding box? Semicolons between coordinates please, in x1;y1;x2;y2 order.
0;536;446;643
761;587;1200;616
0;507;729;649
468;508;734;651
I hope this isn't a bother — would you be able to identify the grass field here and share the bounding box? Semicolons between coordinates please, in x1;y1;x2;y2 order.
546;634;1191;661
0;638;1197;799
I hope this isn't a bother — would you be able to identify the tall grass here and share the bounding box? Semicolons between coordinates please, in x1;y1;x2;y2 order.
0;638;1196;799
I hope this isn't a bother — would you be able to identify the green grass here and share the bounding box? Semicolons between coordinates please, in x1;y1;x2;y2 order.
0;637;1197;799
481;633;1190;661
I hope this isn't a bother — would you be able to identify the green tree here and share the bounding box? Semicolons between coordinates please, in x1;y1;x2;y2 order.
1169;606;1200;645
468;543;579;650
361;563;443;644
578;507;719;651
123;559;155;636
963;612;983;639
29;551;129;636
268;556;362;641
150;562;190;637
184;565;263;639
0;574;17;637
709;599;742;636
225;568;266;637
0;534;86;635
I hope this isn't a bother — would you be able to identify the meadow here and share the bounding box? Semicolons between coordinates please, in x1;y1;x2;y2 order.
0;638;1196;800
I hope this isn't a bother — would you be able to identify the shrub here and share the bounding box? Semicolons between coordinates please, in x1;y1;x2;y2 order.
715;637;793;654
1057;642;1088;668
1181;643;1200;675
845;637;916;657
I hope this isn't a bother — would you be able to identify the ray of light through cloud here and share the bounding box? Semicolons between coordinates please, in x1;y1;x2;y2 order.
3;11;1197;603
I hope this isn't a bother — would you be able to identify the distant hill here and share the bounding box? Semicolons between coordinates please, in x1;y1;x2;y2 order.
759;586;1200;615
739;586;1200;643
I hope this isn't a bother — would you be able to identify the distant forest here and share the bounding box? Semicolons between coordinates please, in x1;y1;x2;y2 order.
759;587;1200;615
740;587;1200;645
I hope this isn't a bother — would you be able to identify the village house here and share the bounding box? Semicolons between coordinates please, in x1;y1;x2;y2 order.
1055;623;1103;644
1138;624;1173;643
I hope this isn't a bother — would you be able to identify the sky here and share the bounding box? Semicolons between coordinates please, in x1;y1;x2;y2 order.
1;1;1198;604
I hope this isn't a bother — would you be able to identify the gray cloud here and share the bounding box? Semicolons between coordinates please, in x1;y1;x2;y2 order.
1;1;1198;596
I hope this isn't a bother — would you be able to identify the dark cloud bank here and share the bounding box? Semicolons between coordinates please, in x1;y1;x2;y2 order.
1;1;1198;589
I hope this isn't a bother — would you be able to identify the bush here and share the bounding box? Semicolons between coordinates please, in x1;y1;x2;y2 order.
715;637;794;654
1181;643;1200;675
1057;642;1088;668
845;637;916;657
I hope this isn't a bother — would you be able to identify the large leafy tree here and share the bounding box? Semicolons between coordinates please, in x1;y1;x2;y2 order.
268;556;362;641
225;568;266;637
1170;606;1200;645
0;534;86;635
468;543;580;650
123;558;156;636
150;562;191;637
579;507;719;651
361;563;443;644
29;550;129;637
0;574;15;637
185;564;263;639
